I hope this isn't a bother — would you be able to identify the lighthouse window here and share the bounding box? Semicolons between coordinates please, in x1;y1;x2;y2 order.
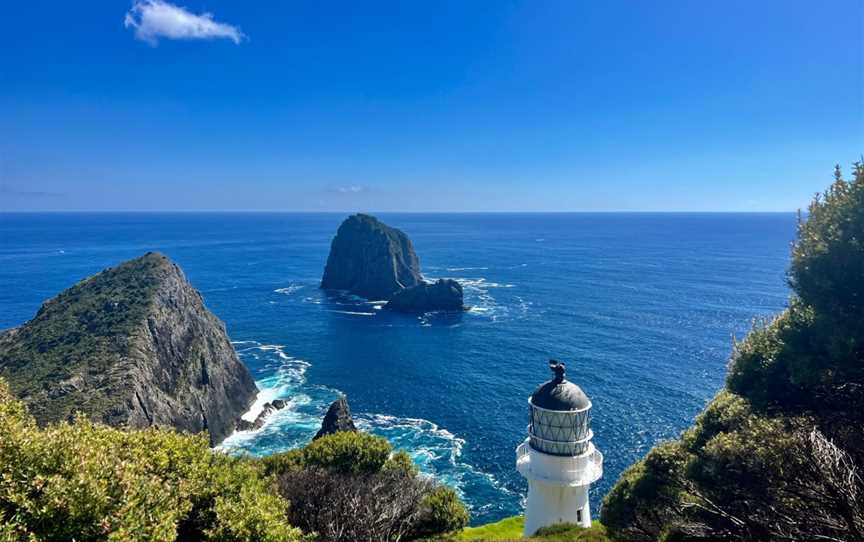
577;509;582;523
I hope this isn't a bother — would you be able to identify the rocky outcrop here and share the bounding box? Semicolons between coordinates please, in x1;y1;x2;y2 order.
384;279;465;313
314;397;357;440
321;214;423;300
235;399;287;432
0;252;258;446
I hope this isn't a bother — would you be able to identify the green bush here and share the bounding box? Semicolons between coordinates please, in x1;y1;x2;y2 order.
293;431;392;474
602;161;864;542
0;379;302;542
270;430;469;541
412;486;470;538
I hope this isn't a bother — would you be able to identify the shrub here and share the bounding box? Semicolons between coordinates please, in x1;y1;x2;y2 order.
0;378;301;542
272;430;469;542
603;161;864;541
411;486;470;539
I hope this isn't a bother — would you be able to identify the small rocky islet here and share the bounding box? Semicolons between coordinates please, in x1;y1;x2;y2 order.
321;213;466;313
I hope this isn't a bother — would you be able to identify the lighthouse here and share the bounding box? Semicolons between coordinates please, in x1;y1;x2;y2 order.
516;360;603;536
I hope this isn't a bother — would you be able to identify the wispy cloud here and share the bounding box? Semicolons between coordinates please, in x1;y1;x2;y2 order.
337;185;367;194
0;184;64;199
124;0;244;46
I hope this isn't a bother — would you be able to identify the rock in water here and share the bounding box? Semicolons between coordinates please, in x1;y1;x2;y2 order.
314;397;357;440
0;252;258;446
384;279;465;313
321;214;423;300
235;400;288;432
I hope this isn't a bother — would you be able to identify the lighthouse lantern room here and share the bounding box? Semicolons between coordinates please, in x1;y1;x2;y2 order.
516;360;603;536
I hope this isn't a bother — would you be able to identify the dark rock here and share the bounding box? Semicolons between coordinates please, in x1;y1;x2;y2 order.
235;400;288;432
314;397;357;440
0;252;258;446
384;279;465;313
321;214;423;300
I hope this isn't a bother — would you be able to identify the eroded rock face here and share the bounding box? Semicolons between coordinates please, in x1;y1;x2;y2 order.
314;397;357;440
384;279;465;313
321;214;423;300
0;252;258;446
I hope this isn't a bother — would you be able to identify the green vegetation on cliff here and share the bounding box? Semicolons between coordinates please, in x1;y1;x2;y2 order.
601;162;864;541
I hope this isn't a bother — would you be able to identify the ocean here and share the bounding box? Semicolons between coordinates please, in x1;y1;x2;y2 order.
0;212;795;524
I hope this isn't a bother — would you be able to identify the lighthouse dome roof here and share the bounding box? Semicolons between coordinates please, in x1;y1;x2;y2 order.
530;361;591;411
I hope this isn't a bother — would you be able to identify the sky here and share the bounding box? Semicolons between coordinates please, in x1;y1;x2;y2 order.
1;0;862;212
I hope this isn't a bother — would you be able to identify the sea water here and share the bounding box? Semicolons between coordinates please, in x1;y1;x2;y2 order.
0;212;795;524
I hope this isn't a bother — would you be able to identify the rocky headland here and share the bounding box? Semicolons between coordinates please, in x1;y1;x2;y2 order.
0;252;258;445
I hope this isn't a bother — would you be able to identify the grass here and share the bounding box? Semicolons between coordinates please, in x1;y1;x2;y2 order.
448;516;610;542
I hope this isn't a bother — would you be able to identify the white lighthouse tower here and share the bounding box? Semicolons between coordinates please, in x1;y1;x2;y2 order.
516;360;603;536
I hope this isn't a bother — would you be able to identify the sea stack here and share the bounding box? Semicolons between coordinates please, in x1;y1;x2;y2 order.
314;397;357;440
321;214;423;300
0;252;258;446
384;279;465;313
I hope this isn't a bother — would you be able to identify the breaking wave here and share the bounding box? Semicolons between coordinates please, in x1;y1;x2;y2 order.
217;341;514;516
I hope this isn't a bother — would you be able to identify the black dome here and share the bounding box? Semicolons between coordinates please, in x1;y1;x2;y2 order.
529;360;590;411
530;379;591;411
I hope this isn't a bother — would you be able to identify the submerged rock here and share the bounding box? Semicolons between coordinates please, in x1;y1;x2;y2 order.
235;400;288;432
384;279;465;313
0;252;258;446
321;214;423;300
314;396;357;440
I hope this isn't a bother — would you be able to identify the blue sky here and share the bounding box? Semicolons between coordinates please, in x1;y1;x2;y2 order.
1;1;861;212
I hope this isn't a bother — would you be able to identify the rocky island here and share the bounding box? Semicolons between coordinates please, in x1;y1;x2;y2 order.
0;252;258;445
321;213;423;300
322;214;466;313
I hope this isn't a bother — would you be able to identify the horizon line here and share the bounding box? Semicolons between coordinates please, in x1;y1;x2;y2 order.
0;209;802;215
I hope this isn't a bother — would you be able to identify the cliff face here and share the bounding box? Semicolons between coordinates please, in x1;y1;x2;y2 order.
321;214;423;300
384;279;465;313
0;252;257;445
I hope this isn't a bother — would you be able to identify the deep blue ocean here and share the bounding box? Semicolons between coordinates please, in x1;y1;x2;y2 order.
0;213;795;524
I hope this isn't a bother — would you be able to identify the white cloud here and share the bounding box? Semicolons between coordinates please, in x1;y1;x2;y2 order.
337;185;366;194
124;0;244;45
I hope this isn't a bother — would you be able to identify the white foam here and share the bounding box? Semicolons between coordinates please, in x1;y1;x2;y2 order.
328;310;376;316
274;284;305;295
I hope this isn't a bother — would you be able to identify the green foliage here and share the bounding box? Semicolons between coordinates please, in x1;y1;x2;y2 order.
413;486;470;538
727;163;864;411
384;448;421;476
0;378;302;542
271;431;393;475
790;161;864;317
602;160;864;542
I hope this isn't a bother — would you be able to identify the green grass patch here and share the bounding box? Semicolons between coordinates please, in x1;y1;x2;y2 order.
451;516;609;541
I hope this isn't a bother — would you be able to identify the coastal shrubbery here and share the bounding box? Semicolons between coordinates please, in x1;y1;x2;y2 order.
266;431;469;542
601;162;864;541
0;381;468;541
0;378;301;542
